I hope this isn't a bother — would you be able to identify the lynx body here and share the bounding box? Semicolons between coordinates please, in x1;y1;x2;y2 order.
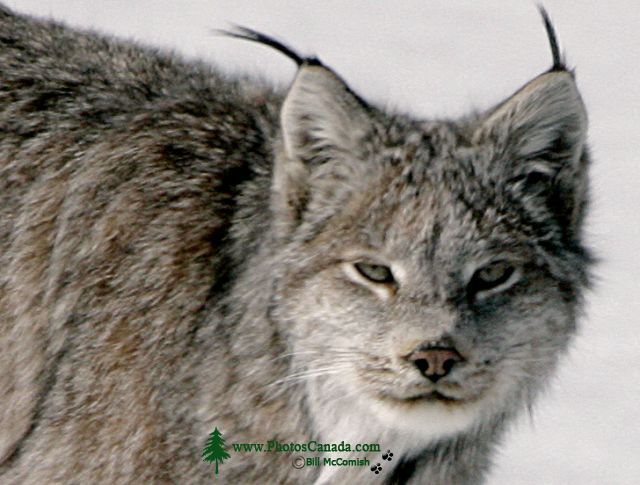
0;5;590;484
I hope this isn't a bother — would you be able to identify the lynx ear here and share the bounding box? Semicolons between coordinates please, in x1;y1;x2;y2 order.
280;64;371;163
475;71;589;235
273;64;372;230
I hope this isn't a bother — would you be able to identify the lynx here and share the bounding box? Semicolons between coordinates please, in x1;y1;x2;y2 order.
0;4;591;484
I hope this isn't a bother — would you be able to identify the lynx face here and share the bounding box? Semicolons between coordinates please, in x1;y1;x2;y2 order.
269;64;589;440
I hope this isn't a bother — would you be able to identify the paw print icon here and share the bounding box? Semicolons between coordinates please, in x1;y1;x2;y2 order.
370;463;382;474
382;450;394;461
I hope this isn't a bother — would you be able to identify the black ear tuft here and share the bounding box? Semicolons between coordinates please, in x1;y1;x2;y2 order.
215;25;323;67
538;6;566;72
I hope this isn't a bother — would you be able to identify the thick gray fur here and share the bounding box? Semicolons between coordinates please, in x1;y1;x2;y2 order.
0;4;591;484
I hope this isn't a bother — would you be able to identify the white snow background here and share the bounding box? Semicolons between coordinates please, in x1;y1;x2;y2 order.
4;1;639;484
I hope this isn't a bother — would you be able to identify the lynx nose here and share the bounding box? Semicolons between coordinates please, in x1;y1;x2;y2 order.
407;347;463;383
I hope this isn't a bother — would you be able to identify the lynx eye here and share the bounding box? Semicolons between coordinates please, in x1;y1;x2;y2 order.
353;262;395;284
468;260;517;296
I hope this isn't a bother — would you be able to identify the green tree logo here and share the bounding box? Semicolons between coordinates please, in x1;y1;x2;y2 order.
202;427;231;476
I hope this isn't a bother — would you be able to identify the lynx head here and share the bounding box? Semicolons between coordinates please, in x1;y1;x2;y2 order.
232;9;590;441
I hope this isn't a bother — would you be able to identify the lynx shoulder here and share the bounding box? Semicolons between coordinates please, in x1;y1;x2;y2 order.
0;5;591;484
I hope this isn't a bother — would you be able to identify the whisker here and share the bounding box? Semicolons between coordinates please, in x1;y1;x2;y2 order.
266;365;353;389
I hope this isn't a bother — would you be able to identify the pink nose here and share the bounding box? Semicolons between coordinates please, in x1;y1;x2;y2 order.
406;347;462;383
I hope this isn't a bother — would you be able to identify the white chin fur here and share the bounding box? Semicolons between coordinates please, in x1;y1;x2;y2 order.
368;396;486;443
